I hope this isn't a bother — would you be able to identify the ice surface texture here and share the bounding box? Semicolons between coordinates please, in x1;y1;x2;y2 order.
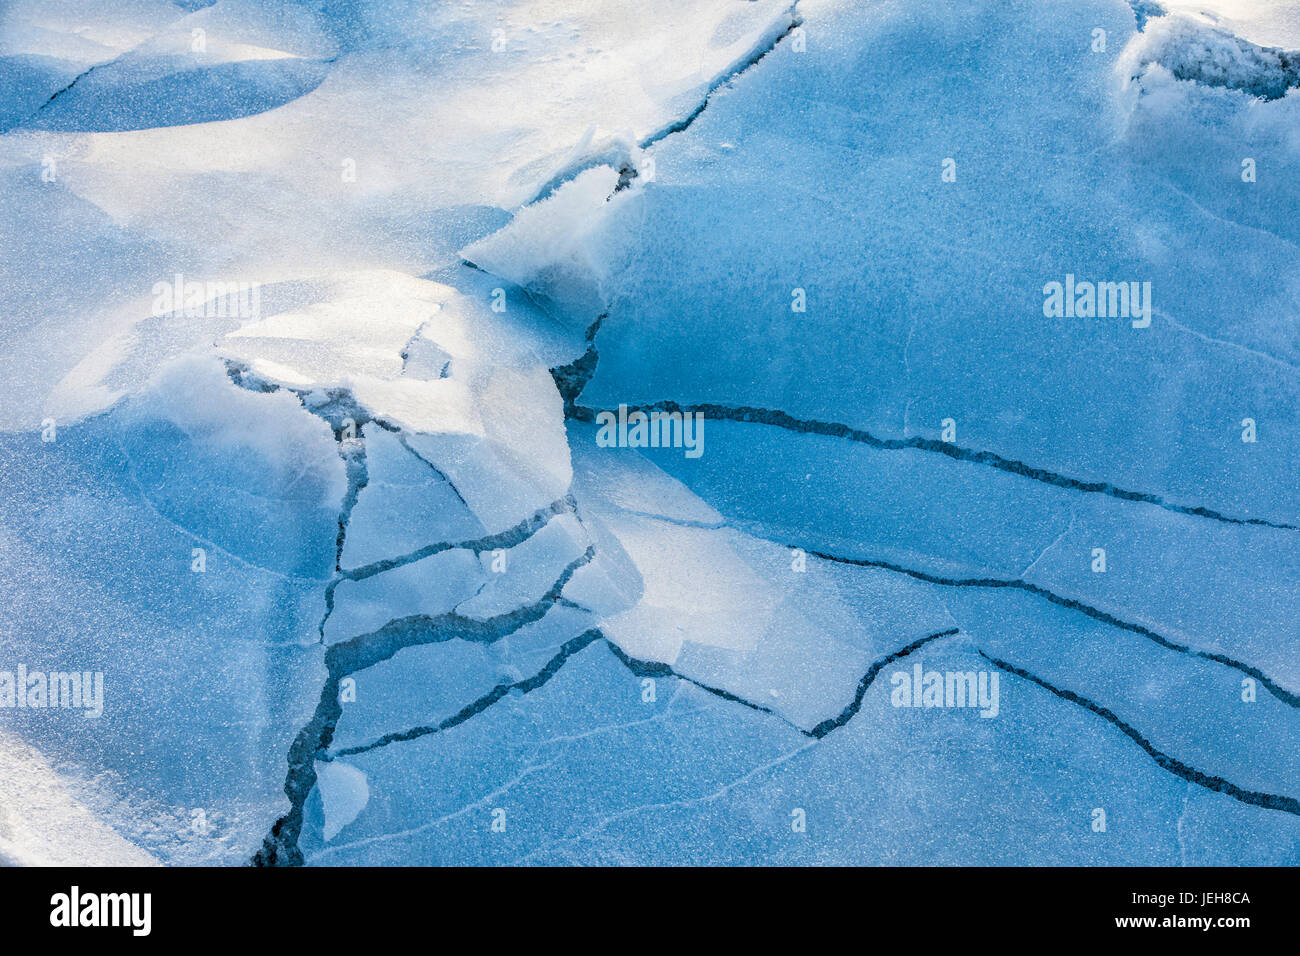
0;0;1296;865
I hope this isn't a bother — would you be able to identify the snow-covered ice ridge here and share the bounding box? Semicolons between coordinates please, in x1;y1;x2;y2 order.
0;0;1296;866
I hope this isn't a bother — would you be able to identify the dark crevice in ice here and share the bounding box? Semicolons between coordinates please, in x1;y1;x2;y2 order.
605;627;962;739
10;49;343;134
334;546;592;675
394;432;466;495
225;362;580;631
613;163;640;193
0;6;195;134
228;364;592;864
1130;0;1166;32
522;3;802;206
809;628;960;738
398;318;435;372
317;435;369;639
28;67;96;119
319;497;573;645
333;440;367;573
224;361;377;435
637;5;801;151
549;314;606;416
252;548;594;866
223;360;374;640
251;670;342;866
329;627;604;758
982;653;1300;817
604;640;794;728
340;496;574;584
569;400;1298;532
803;547;1300;710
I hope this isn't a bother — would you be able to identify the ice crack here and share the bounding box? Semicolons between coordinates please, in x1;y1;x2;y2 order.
983;653;1300;816
251;548;593;865
570;400;1298;532
801;546;1300;709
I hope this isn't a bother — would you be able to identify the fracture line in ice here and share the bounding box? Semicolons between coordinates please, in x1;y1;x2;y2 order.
337;497;575;585
570;401;1298;532
605;640;796;730
983;653;1300;816
511;737;821;865
329;627;604;758
522;3;804;207
3;6;198;131
308;760;561;865
800;546;1300;709
253;547;594;865
309;681;698;864
808;629;961;738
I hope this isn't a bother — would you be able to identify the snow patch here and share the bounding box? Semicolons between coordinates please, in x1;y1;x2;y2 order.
463;165;625;323
1121;13;1300;99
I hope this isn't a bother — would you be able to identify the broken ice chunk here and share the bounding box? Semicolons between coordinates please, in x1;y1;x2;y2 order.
121;353;344;578
313;759;369;842
324;548;485;645
403;366;573;535
340;425;485;572
457;513;589;621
